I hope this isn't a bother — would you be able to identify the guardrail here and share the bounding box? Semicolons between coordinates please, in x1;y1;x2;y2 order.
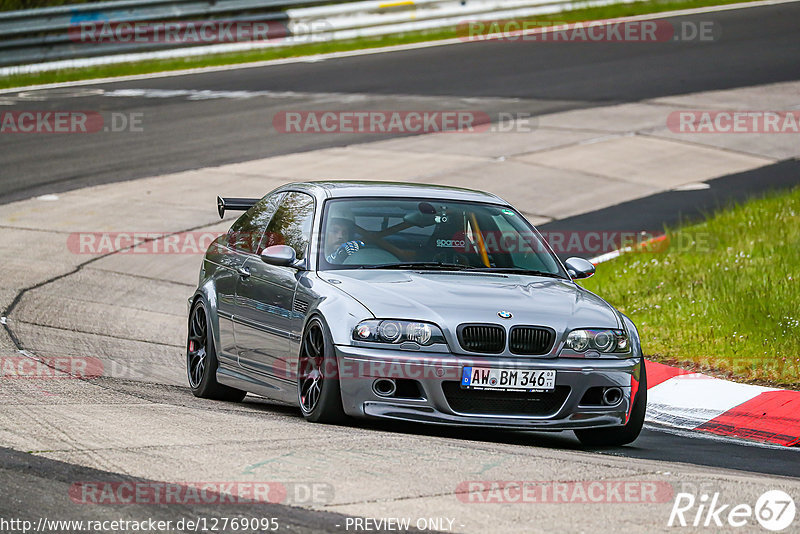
0;0;312;68
0;0;635;75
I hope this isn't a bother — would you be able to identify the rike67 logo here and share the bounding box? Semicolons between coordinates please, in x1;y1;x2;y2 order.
669;490;796;531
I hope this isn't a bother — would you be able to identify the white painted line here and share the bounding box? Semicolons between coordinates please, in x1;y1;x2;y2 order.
673;182;710;191
1;0;798;94
589;249;623;265
10;86;523;104
589;234;668;265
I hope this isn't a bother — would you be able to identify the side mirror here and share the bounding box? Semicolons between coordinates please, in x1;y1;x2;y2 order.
261;245;297;267
565;257;595;280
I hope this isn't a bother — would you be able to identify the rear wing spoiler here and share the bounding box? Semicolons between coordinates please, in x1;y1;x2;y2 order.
217;196;258;219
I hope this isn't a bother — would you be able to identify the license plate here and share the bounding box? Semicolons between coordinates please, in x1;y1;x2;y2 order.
461;367;556;391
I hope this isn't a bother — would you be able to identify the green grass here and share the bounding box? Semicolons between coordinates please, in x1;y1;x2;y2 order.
1;0;755;89
579;187;800;389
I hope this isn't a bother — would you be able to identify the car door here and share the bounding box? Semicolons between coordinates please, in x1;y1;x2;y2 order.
210;193;283;363
235;191;315;383
218;192;285;362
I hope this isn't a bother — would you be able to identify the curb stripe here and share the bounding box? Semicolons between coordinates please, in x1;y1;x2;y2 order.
643;359;799;447
696;390;800;446
644;360;696;388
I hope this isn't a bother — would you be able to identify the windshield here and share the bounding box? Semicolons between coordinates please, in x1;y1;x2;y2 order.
318;197;566;277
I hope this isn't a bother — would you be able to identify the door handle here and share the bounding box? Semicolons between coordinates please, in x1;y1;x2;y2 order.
237;265;251;278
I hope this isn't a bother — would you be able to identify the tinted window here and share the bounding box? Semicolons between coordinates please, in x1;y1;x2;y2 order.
260;192;315;260
227;193;285;253
318;198;564;277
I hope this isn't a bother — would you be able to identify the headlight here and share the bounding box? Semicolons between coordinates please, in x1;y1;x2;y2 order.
561;329;630;357
352;320;446;346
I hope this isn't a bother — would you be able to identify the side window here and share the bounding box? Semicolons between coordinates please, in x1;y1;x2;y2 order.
261;192;315;260
227;193;285;254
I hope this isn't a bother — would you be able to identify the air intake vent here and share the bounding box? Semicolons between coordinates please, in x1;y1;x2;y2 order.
293;299;309;314
443;382;570;416
509;326;555;355
457;324;505;354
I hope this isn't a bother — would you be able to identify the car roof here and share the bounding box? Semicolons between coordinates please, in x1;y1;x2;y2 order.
283;181;508;204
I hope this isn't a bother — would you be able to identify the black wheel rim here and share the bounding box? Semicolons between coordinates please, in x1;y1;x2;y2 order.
187;305;207;389
298;322;325;414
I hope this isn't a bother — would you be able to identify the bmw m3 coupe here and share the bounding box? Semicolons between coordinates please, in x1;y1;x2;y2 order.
186;181;646;446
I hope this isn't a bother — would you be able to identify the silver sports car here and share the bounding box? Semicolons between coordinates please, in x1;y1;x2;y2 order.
187;181;646;446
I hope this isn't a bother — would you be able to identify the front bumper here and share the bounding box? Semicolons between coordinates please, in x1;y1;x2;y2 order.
334;345;641;430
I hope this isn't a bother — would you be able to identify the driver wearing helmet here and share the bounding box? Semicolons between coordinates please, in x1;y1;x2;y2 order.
325;217;365;264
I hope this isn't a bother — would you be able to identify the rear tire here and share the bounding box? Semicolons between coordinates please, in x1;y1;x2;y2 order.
187;300;247;402
297;317;347;424
574;360;647;447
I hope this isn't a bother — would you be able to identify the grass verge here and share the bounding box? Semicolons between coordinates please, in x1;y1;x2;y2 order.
579;187;800;389
1;0;758;89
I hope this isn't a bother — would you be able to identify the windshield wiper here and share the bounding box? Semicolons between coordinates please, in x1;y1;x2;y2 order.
358;262;471;270
466;267;567;279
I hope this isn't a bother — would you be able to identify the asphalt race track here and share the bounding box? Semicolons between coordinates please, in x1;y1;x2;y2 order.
1;2;800;203
2;2;800;532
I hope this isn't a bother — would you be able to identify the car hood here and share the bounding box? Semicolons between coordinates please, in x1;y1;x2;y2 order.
323;270;620;339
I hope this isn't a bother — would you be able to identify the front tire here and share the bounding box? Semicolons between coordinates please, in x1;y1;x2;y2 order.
574;360;647;447
187;299;246;402
297;317;347;424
